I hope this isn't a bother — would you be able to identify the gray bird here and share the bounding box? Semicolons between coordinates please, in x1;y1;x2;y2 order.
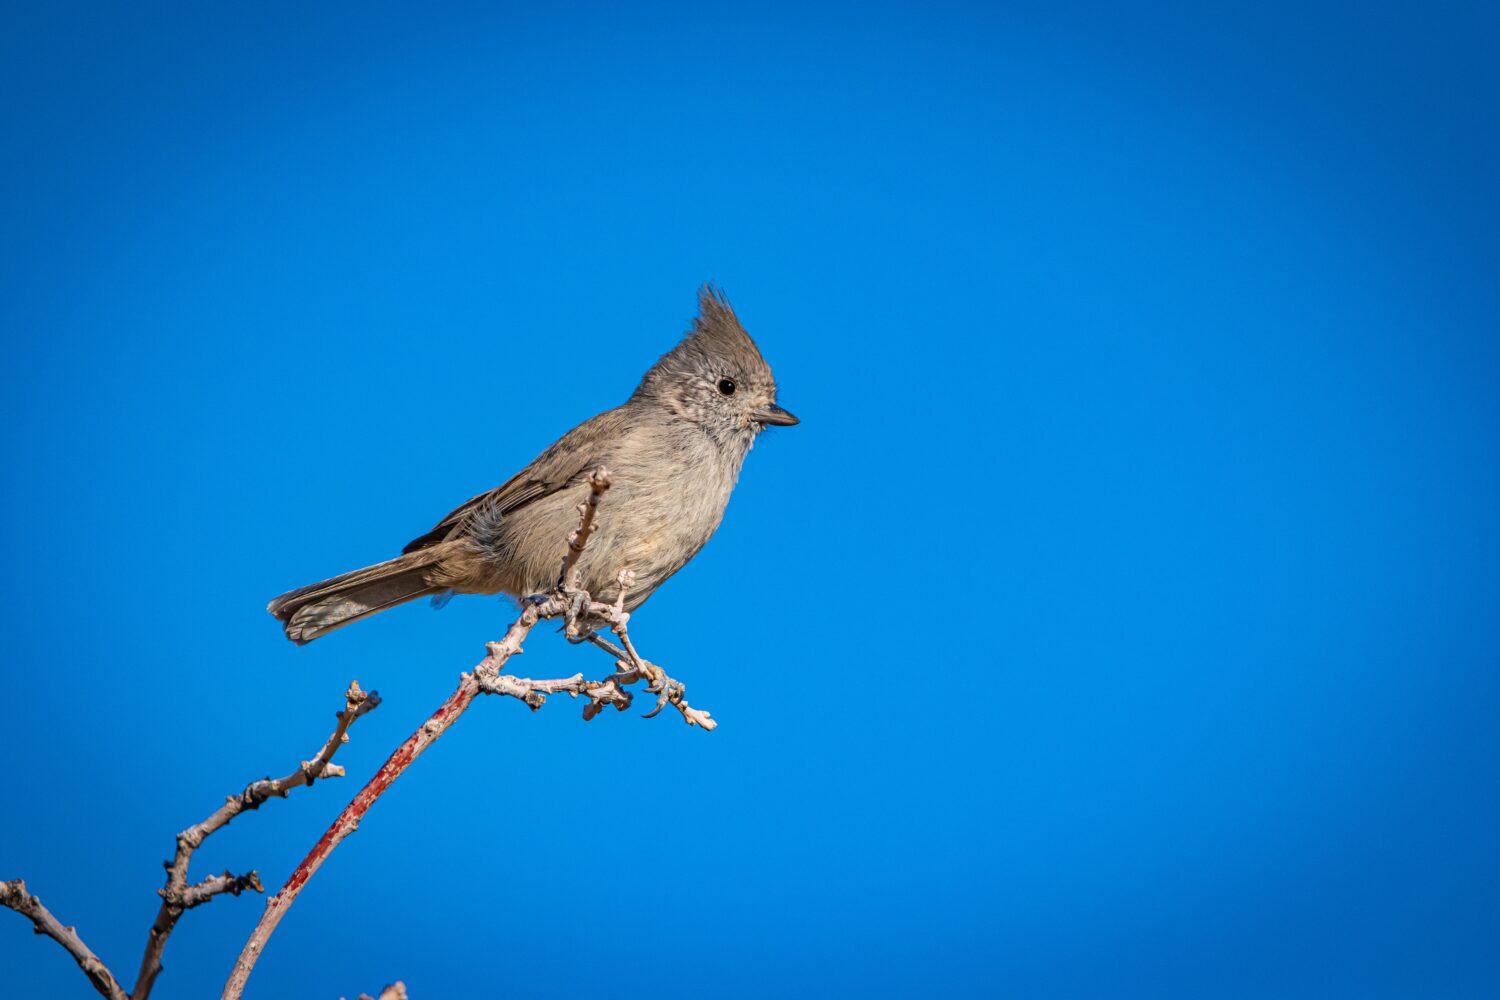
268;287;798;644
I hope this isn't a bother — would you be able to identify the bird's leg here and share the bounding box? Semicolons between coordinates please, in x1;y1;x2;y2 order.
600;569;671;705
603;570;646;668
582;631;630;662
558;568;711;728
560;587;593;643
578;571;643;668
595;569;694;720
609;630;676;720
578;574;636;669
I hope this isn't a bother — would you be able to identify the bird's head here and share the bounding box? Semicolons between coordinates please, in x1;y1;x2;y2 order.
634;286;798;449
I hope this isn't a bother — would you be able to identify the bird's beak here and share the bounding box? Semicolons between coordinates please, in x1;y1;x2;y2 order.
752;404;799;427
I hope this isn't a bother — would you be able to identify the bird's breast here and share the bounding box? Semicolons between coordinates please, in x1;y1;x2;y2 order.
585;425;742;600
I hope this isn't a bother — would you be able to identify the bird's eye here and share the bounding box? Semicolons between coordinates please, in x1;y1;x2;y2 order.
717;377;736;396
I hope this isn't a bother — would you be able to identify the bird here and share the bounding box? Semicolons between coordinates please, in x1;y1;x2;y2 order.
268;286;798;644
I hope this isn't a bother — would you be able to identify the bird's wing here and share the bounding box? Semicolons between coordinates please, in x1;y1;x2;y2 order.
401;409;621;554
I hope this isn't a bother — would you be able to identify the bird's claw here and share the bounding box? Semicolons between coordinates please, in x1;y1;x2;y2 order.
638;664;682;720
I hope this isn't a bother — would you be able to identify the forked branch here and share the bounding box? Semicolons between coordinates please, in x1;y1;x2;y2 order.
5;467;711;1000
2;682;381;1000
223;467;713;999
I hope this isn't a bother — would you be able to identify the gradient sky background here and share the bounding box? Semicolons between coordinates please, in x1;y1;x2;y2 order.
2;3;1497;998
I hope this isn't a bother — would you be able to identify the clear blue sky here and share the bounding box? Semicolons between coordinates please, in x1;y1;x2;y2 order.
3;3;1497;998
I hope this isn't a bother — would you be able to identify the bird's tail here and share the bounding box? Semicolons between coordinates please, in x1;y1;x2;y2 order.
267;551;443;644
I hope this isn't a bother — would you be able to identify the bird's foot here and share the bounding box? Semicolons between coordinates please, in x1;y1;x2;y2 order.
560;587;593;643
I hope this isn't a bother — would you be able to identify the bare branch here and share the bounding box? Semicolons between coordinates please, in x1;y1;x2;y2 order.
130;680;380;1000
178;871;266;910
2;879;128;1000
475;659;638;718
558;466;612;594
224;466;717;998
7;457;717;1000
133;681;379;999
222;608;549;999
5;681;381;1000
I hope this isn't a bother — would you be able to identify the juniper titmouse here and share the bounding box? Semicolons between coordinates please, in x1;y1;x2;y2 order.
268;287;798;643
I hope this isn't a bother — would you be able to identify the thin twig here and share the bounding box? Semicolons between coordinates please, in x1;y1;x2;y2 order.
558;466;612;594
132;681;379;1000
476;657;640;719
2;682;381;1000
1;880;128;1000
222;604;554;999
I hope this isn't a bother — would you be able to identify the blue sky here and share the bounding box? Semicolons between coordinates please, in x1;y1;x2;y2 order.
2;3;1497;997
